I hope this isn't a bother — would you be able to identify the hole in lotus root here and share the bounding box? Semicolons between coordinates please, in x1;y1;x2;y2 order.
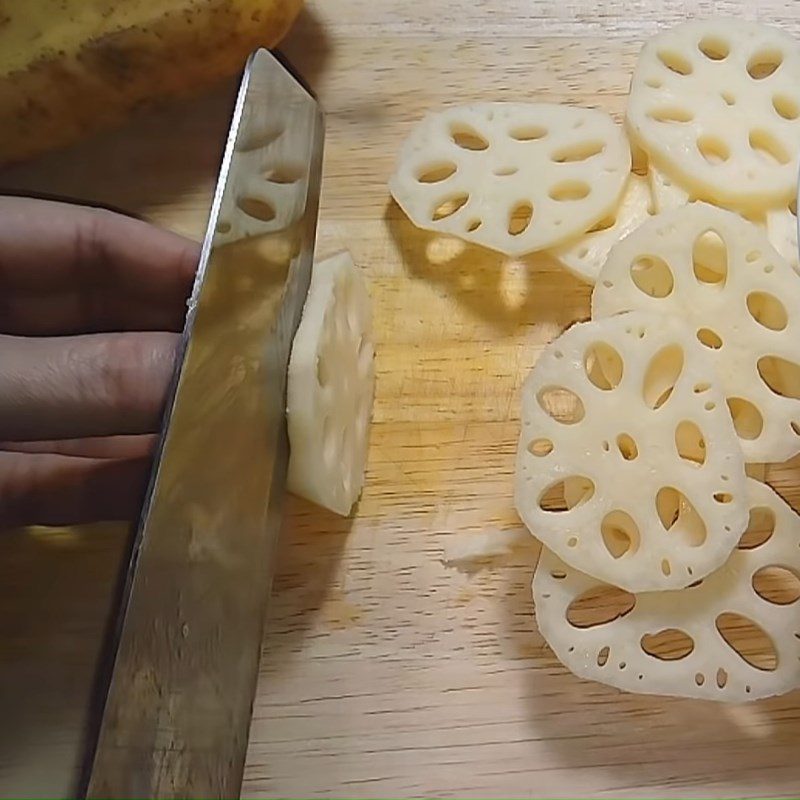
738;506;776;550
657;49;693;75
773;93;800;120
566;585;635;629
616;433;638;460
528;438;554;457
551;140;605;163
432;193;469;221
697;328;723;349
747;49;783;80
450;123;489;151
648;107;694;123
749;129;790;166
417;162;457;183
675;420;706;466
757;355;800;399
698;36;730;61
697;135;730;165
656;487;707;547
692;229;727;285
630;255;674;298
601;510;640;558
747;291;788;331
509;124;547;141
538;476;595;512
640;628;695;660
643;345;684;410
584;342;624;391
715;612;778;671
588;214;616;233
537;386;585;424
727;397;764;441
746;250;761;263
508;201;534;236
549;180;591;201
752;566;800;605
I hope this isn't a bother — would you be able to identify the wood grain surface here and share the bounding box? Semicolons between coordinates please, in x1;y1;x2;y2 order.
2;1;800;797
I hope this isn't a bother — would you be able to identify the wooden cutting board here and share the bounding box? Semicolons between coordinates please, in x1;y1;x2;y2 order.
3;1;800;797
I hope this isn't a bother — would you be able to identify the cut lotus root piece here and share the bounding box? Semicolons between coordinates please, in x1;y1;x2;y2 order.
515;311;747;592
627;19;800;209
593;203;800;462
287;252;375;516
648;164;768;230
766;203;799;274
647;164;690;212
534;478;800;702
389;102;631;255
549;174;653;284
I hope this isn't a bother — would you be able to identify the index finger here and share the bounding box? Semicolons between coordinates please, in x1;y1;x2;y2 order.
0;195;200;297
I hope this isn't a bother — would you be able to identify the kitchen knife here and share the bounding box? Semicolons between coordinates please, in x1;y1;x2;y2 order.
81;48;324;799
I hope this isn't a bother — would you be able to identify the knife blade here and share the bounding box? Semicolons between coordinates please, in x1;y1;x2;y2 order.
81;49;324;799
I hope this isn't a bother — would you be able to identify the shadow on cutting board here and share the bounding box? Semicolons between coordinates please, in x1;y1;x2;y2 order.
259;496;353;672
385;200;592;335
276;6;333;92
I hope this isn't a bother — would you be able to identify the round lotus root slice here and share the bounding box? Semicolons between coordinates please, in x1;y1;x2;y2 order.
549;174;653;284
515;311;748;593
389;102;631;256
627;19;800;210
534;478;800;702
593;203;800;462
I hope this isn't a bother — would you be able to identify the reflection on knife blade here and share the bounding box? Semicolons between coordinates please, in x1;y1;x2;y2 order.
82;49;324;799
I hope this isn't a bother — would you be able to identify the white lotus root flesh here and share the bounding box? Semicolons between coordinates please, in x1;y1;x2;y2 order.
389;102;631;255
550;174;653;284
627;19;800;209
593;203;800;462
766;204;800;274
534;478;800;702
515;311;748;593
287;252;375;516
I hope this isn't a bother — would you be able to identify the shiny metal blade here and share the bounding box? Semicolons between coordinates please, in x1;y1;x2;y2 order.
83;49;324;799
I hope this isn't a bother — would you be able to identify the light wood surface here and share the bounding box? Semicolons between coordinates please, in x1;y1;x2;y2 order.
3;1;800;797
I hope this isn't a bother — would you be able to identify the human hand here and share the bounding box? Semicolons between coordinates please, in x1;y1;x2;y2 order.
0;196;200;529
